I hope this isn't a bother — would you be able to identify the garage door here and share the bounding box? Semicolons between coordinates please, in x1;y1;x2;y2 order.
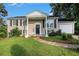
59;23;73;33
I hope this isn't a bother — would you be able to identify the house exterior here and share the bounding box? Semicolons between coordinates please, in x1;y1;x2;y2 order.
7;10;75;38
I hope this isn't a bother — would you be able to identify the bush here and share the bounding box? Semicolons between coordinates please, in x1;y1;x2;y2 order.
48;29;61;36
75;30;79;35
10;27;21;37
56;29;61;35
62;33;73;40
48;30;56;36
67;34;72;39
62;33;68;40
0;26;7;38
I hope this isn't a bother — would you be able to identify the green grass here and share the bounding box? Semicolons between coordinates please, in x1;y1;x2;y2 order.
0;37;79;56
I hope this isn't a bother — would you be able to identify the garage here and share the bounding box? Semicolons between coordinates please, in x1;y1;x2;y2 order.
59;22;74;34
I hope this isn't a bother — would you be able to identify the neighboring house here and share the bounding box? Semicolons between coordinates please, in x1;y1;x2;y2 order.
7;10;75;38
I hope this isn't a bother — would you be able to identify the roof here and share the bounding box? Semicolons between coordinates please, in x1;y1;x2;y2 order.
58;18;74;21
48;16;74;21
7;16;26;20
26;10;48;16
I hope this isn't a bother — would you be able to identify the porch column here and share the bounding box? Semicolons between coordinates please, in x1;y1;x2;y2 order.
45;16;48;37
25;17;29;38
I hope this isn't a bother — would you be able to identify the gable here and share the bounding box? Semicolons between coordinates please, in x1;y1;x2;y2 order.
26;10;48;17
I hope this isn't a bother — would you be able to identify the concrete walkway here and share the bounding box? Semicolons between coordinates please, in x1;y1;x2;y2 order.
34;37;79;49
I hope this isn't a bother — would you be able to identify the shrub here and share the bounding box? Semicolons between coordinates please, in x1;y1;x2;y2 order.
48;29;61;36
10;27;21;37
62;33;68;40
61;33;73;40
0;26;7;38
67;34;72;39
75;30;79;35
48;30;56;36
56;29;61;35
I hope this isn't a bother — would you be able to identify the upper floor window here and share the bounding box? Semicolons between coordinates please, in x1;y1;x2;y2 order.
20;19;22;26
13;20;16;25
50;23;53;28
16;20;18;26
10;20;12;26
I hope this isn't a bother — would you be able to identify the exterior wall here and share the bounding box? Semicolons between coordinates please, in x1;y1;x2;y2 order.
47;17;59;32
28;20;45;36
7;18;25;36
58;21;75;34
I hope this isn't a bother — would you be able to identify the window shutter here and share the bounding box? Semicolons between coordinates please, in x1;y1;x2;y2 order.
54;19;56;28
10;20;12;26
43;20;44;28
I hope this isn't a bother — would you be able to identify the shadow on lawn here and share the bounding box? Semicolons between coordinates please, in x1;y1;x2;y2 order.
11;44;29;56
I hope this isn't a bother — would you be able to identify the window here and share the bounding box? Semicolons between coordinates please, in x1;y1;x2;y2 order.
47;23;49;28
23;20;26;26
50;23;53;28
47;22;53;28
10;20;12;26
16;20;18;26
13;20;16;25
20;19;22;26
54;19;56;28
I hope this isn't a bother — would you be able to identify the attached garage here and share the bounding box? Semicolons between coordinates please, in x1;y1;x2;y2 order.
59;21;75;34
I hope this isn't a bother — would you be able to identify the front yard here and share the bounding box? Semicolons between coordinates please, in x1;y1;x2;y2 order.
0;37;79;56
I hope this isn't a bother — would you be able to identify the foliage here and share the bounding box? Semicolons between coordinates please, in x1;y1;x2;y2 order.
61;33;68;40
48;30;55;36
61;33;73;40
0;26;7;38
56;29;61;35
0;4;8;17
11;44;27;56
0;17;6;26
75;30;79;35
50;3;79;18
48;29;61;36
49;3;79;32
10;27;21;37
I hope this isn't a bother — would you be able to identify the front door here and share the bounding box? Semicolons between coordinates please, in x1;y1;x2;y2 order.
36;24;40;34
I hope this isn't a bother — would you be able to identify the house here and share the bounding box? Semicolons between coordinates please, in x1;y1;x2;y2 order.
7;10;75;38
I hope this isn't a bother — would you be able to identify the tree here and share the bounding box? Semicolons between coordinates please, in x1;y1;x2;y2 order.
0;18;6;26
0;3;8;17
49;3;79;33
50;3;79;19
0;26;7;38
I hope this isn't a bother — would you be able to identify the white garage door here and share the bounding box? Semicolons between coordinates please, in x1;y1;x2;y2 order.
59;22;74;33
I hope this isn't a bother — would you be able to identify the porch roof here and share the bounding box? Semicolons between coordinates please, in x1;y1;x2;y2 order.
26;10;48;17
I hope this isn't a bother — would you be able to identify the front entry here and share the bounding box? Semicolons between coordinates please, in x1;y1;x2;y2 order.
36;24;40;34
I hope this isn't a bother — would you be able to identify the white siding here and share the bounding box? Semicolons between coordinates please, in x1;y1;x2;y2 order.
59;22;75;34
47;17;59;31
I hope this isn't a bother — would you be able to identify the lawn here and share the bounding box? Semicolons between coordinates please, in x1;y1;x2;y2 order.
0;37;79;56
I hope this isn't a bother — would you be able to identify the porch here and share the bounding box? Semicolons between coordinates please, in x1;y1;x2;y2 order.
24;16;48;38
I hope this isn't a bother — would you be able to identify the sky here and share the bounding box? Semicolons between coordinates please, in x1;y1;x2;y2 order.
4;3;52;19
